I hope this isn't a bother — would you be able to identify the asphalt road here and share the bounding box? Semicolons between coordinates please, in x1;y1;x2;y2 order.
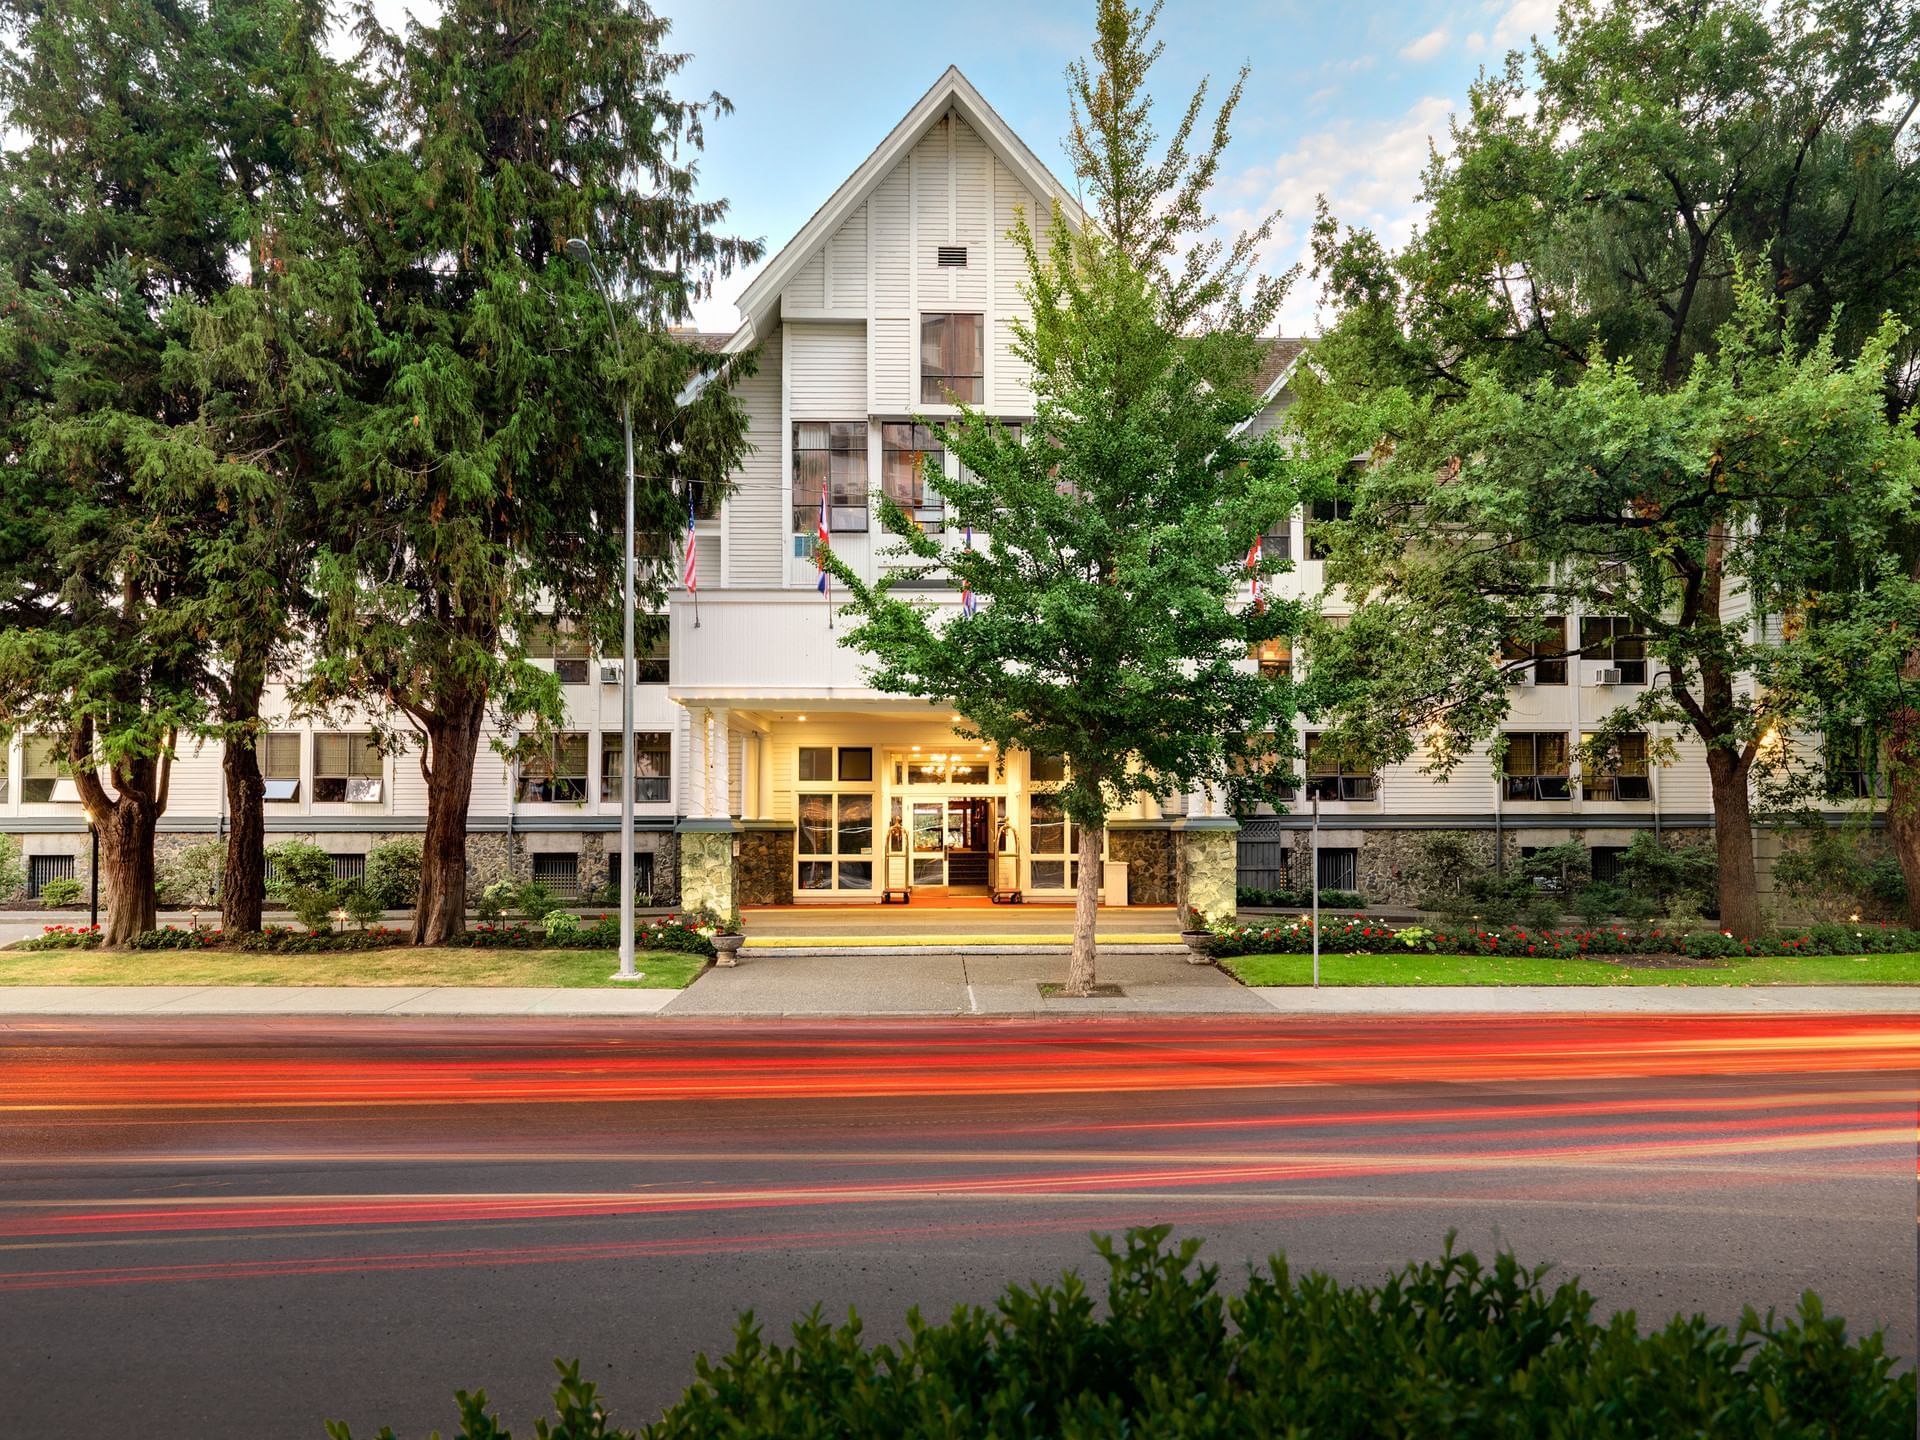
0;1014;1914;1437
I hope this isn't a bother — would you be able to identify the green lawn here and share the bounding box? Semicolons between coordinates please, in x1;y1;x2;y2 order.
0;946;707;989
1217;950;1920;987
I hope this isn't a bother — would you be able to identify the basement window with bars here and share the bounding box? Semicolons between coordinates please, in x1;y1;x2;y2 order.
1316;847;1359;893
263;732;301;802
607;851;656;903
331;854;366;887
314;733;383;802
531;852;580;899
27;853;75;899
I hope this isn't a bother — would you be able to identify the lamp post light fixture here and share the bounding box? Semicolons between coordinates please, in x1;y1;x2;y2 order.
564;235;643;982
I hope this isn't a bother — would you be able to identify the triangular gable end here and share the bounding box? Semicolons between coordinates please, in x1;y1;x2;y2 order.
732;66;1082;343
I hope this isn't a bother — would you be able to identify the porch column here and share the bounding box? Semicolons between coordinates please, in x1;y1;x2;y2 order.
709;707;733;819
682;706;709;820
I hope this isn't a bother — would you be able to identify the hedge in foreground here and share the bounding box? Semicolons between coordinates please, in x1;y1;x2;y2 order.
325;1228;1913;1439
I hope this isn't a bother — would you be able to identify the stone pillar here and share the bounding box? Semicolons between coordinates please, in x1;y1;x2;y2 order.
675;820;740;919
1174;816;1239;925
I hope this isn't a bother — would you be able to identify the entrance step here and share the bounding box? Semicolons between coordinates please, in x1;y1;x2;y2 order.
741;943;1189;958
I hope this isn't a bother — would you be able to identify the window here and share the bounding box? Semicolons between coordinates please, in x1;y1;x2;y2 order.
920;313;984;404
263;732;301;802
517;733;589;803
1825;728;1884;799
1580;616;1647;684
794;421;870;534
0;745;7;803
1502;732;1571;800
1304;734;1376;801
1317;847;1359;893
839;747;874;782
1029;793;1081;890
27;854;75;899
798;746;833;782
331;854;367;887
633;624;670;684
607;851;657;903
1582;731;1651;800
882;423;946;532
1591;846;1628;886
525;619;590;684
1503;618;1567;684
796;791;874;891
21;738;62;803
1029;753;1067;786
1305;497;1351;560
1251;637;1292;679
530;852;579;898
1262;517;1293;562
602;731;671;803
315;733;382;802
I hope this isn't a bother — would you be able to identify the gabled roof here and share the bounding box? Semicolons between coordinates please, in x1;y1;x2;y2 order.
1229;336;1311;439
730;66;1083;344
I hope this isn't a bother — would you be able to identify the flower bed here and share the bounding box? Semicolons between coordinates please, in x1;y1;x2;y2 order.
11;924;104;951
1207;915;1920;959
123;914;718;958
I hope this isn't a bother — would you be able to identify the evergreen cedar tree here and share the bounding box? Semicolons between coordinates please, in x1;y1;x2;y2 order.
1289;0;1920;938
0;0;345;944
826;0;1302;995
0;0;758;944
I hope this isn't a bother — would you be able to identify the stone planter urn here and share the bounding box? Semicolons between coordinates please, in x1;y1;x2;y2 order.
711;933;745;966
1180;930;1217;964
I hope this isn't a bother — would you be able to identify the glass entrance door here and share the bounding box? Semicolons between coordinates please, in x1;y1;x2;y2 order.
910;801;946;886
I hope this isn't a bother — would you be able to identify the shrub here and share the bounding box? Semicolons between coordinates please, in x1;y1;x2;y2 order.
475;878;517;924
543;909;581;942
155;839;223;909
10;924;101;951
341;884;385;929
234;925;412;953
1236;886;1364;910
0;834;22;900
326;1229;1916;1440
1618;831;1717;916
515;880;561;922
36;876;83;908
362;839;421;911
263;840;338;899
132;926;225;950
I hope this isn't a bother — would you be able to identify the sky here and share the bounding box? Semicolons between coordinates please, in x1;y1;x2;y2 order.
369;0;1561;337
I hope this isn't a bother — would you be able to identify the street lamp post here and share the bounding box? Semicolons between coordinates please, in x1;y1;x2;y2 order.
565;236;641;982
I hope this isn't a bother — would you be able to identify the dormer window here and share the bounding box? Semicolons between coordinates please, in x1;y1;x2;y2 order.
920;313;983;404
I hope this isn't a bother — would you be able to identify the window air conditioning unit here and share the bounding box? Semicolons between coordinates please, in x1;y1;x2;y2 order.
1595;666;1624;686
601;663;623;686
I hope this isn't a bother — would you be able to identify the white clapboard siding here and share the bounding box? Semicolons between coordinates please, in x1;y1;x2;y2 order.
913;117;952;304
992;157;1034;412
951;118;991;307
871;316;912;413
788;323;867;418
166;739;223;817
871;162;911;313
828;202;868;311
785;246;826;312
725;324;784;586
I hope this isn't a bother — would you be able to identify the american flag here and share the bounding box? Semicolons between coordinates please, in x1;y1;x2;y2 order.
960;525;977;617
681;488;698;592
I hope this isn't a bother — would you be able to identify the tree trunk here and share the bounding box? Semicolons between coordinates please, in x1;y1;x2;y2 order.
220;663;269;933
1063;819;1104;996
1887;650;1920;928
97;794;160;947
413;695;485;945
1704;748;1761;938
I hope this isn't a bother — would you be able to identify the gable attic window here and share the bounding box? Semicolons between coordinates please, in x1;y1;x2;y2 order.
936;245;968;267
920;313;983;404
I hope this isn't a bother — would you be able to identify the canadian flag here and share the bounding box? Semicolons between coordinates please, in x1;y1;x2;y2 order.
1245;534;1263;608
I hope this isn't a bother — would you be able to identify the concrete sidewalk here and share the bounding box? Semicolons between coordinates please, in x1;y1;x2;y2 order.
0;985;680;1015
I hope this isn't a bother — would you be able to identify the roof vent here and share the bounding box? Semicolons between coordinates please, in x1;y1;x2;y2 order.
937;245;968;267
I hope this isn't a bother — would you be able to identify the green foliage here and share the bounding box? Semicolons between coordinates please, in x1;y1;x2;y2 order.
1617;833;1719;917
155;841;225;910
474;879;516;924
131;926;226;951
1211;914;1920;960
9;925;102;951
362;840;422;912
1237;887;1364;909
680;904;743;936
341;886;385;930
35;876;82;909
329;1228;1915;1439
1290;0;1920;939
541;909;580;942
0;835;23;900
263;841;338;900
1773;823;1907;921
514;882;561;923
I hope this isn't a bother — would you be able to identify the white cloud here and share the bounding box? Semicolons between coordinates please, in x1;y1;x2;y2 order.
688;260;758;336
1216;94;1458;336
1400;28;1451;62
1491;0;1556;51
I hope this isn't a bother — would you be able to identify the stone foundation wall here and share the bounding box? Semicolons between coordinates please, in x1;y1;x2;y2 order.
677;827;737;918
1177;824;1238;924
1109;827;1176;906
738;828;795;907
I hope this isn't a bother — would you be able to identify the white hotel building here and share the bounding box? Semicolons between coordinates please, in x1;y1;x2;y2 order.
0;69;1866;912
